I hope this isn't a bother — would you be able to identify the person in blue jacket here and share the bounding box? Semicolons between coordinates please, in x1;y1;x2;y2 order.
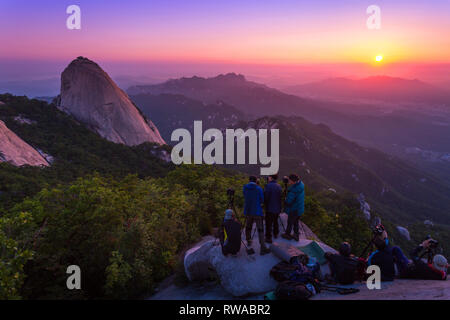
282;174;305;241
243;176;270;255
264;174;282;243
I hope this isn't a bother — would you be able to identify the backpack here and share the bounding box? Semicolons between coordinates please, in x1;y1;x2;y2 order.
275;280;315;300
335;257;360;285
270;261;317;284
270;261;300;282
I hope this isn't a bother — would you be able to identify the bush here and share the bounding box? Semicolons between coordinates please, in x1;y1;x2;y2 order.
5;166;246;299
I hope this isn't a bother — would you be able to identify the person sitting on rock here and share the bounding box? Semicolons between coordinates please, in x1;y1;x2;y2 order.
282;174;305;242
219;209;242;256
243;176;270;255
264;174;282;244
367;236;395;281
367;229;410;282
324;242;360;285
399;239;448;280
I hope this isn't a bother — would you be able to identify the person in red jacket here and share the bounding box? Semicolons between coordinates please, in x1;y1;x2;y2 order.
400;239;448;280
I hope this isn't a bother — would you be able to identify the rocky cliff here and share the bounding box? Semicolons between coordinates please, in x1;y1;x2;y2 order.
58;57;165;146
0;120;49;167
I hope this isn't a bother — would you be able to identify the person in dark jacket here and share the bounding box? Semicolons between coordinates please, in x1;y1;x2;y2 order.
367;238;395;281
400;239;448;280
219;209;242;256
243;176;270;255
282;174;305;241
264;174;282;243
325;242;360;285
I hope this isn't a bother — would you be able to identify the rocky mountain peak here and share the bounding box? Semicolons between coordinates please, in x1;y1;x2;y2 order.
58;57;165;146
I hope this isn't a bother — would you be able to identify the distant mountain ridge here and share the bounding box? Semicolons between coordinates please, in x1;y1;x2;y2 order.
285;76;450;104
128;73;450;184
127;73;329;118
129;93;247;143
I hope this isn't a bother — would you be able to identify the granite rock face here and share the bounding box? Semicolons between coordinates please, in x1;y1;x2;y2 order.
184;214;336;297
58;57;165;146
0;120;49;167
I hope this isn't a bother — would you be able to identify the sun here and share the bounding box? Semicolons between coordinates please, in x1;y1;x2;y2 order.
375;55;383;62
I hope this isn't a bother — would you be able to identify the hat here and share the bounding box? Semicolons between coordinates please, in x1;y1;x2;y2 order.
224;209;233;220
432;255;448;272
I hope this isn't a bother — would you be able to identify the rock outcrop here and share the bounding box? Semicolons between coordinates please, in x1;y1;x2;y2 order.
396;226;411;241
184;214;336;297
58;57;165;146
357;193;371;220
0;120;49;167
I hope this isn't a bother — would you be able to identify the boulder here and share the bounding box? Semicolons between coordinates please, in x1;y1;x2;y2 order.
396;226;411;241
184;214;337;297
357;193;371;220
424;220;434;227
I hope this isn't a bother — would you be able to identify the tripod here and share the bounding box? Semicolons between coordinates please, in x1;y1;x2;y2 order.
419;248;435;264
359;235;377;259
278;182;288;233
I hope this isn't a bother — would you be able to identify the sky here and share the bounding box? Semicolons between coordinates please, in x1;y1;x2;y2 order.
1;0;450;95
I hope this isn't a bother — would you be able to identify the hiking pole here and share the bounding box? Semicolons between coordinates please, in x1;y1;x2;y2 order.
279;180;288;234
319;284;359;295
229;194;255;255
299;218;306;238
241;239;255;255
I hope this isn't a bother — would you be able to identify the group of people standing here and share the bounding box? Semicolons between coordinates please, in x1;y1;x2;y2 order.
220;173;305;256
219;173;448;283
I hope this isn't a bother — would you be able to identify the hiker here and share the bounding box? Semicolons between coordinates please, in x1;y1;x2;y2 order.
366;229;410;281
282;174;305;242
219;209;242;256
264;174;282;244
367;236;394;281
399;239;448;280
324;242;360;285
243;176;271;255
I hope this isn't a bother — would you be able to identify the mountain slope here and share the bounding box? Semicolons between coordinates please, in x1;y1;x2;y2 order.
124;91;450;225
0;93;172;209
237;117;450;225
0;119;49;167
129;93;247;143
58;57;165;146
128;74;450;186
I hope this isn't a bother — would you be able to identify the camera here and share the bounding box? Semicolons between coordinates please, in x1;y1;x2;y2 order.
227;188;235;197
282;176;289;185
429;239;439;249
372;224;385;236
425;235;439;249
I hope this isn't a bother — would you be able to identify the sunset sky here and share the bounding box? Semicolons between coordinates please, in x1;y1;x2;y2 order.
1;0;450;94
